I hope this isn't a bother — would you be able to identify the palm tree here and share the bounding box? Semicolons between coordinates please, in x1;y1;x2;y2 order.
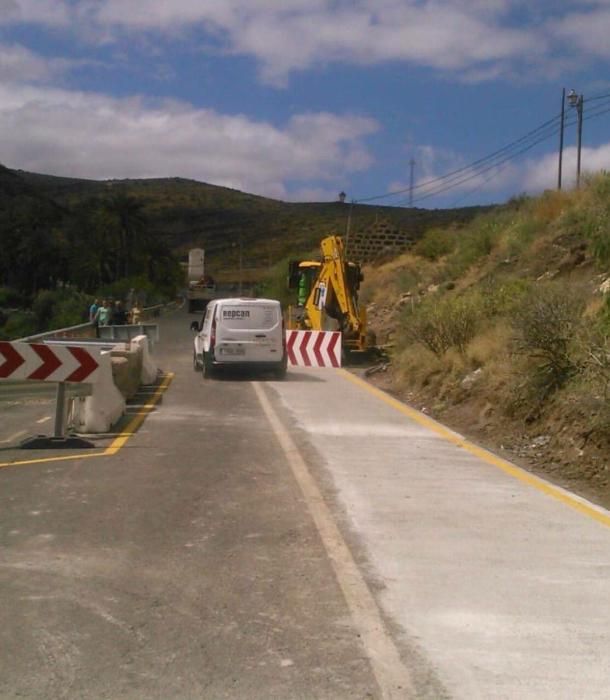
105;192;147;278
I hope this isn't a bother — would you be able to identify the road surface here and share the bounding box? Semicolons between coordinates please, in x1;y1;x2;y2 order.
1;308;609;699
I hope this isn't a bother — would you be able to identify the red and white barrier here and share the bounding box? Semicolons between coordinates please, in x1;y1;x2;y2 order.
0;341;101;383
286;330;341;368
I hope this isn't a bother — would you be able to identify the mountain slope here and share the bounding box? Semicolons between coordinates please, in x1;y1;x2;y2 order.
13;169;491;275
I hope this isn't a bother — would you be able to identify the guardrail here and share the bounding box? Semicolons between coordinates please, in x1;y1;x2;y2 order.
1;301;173;439
19;321;95;343
14;300;177;343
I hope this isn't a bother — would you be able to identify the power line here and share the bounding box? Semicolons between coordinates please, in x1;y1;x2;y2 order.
408;98;610;207
406;127;563;205
353;91;610;207
354;112;564;204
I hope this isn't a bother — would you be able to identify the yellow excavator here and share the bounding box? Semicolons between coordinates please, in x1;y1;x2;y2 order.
286;235;375;357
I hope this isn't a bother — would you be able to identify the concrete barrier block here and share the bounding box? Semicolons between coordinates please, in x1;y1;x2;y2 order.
111;346;142;399
131;335;158;384
71;352;125;433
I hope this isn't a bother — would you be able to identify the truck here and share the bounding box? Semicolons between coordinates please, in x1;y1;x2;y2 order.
286;235;375;358
186;248;217;313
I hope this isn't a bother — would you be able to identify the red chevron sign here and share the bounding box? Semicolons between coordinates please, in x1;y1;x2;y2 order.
0;341;102;384
286;330;341;368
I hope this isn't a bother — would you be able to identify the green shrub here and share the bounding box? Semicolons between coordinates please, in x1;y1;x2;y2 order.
0;311;37;340
98;275;157;307
589;227;610;267
558;203;610;267
479;277;532;318
445;217;502;278
400;294;480;356
589;171;610;200
0;287;24;308
32;287;89;331
512;284;585;399
414;228;456;261
505;219;541;257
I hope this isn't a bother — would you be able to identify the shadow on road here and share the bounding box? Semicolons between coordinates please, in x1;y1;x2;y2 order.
208;368;325;383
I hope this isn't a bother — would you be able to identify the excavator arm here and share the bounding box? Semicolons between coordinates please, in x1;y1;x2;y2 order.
288;235;371;352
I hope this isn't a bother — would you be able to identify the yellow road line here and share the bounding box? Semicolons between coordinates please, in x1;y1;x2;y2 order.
104;373;174;455
0;373;174;470
340;369;610;529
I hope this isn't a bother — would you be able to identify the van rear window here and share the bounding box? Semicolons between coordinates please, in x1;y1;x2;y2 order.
220;305;279;329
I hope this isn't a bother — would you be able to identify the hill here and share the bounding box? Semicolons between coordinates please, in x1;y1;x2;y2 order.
361;176;610;508
13;169;490;278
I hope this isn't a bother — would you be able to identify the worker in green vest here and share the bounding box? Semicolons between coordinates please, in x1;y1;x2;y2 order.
297;271;309;307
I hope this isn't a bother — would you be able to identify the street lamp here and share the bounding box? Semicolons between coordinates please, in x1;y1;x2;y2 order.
567;89;584;188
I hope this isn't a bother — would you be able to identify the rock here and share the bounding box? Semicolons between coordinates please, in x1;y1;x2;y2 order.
461;367;483;389
536;270;559;281
397;292;413;308
599;278;610;295
530;435;551;449
479;401;494;420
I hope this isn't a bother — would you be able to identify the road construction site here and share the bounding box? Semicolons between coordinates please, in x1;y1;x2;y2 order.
1;307;610;699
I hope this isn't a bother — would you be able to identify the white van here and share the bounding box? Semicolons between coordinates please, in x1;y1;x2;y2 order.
191;298;287;379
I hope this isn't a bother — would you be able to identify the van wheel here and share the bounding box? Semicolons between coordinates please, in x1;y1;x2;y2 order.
273;359;287;380
202;352;215;379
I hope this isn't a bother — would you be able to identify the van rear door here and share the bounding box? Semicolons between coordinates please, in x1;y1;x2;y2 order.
215;302;282;362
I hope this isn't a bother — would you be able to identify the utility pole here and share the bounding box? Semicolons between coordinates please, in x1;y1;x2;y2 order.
558;88;565;190
567;89;584;189
345;199;354;254
408;159;416;206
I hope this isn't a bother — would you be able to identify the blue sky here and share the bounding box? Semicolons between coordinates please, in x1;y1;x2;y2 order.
1;1;610;207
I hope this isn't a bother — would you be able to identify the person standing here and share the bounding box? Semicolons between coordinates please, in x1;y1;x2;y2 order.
95;300;111;326
112;301;128;325
129;303;141;325
89;298;99;322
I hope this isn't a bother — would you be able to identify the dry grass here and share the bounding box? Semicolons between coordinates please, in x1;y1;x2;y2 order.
466;322;513;367
531;189;573;225
361;253;435;305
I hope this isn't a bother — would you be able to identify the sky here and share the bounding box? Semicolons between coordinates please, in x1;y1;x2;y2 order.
2;1;610;208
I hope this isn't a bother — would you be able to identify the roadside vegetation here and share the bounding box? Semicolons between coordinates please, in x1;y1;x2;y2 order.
0;166;182;338
363;174;610;504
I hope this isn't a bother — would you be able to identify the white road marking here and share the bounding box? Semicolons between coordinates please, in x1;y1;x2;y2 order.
36;416;51;424
0;430;26;444
252;382;415;700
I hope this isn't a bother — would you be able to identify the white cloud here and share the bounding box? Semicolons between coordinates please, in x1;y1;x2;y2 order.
5;1;610;85
0;43;79;82
549;6;610;58
148;2;540;84
0;0;610;85
0;84;378;198
0;1;551;85
522;143;610;191
0;0;70;26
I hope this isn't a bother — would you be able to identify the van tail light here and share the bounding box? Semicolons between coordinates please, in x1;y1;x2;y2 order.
282;317;286;352
210;317;217;349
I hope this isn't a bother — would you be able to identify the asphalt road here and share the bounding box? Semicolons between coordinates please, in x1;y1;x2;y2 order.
1;308;610;699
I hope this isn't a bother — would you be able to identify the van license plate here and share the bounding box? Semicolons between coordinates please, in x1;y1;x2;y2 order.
220;347;245;356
